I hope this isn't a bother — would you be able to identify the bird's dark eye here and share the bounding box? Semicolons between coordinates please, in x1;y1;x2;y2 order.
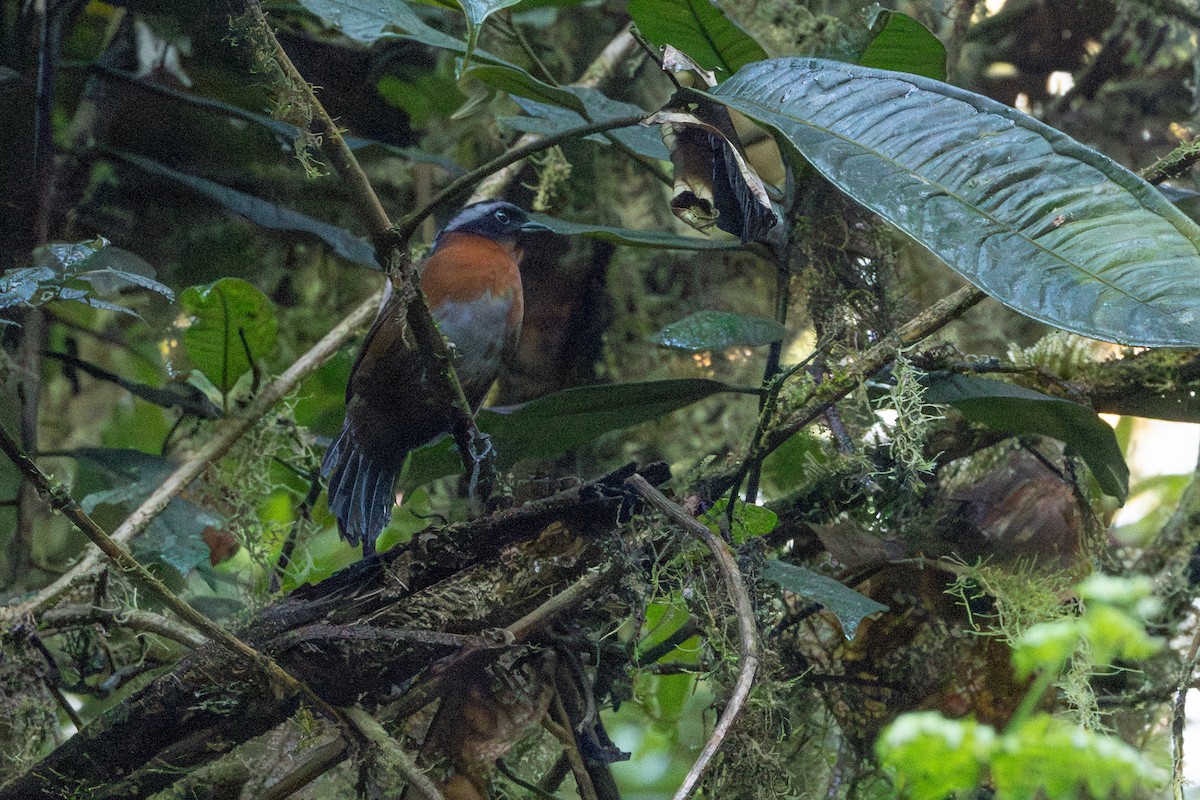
494;209;511;224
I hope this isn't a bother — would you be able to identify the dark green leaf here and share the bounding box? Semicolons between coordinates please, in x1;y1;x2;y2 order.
503;88;668;160
113;152;378;269
859;9;947;81
70;448;222;576
762;559;888;640
296;0;516;68
651;310;787;350
923;373;1129;501
483;379;756;467
403;379;756;488
712;58;1200;347
627;0;767;79
530;215;743;250
455;0;524;72
180;279;279;394
465;64;588;114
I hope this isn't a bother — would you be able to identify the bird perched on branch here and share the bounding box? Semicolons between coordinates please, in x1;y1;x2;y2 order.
322;200;549;556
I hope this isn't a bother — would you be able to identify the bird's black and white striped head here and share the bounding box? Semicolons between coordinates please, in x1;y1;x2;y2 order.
434;200;549;248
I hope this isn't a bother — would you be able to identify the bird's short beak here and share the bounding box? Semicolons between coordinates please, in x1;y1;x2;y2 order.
520;218;553;234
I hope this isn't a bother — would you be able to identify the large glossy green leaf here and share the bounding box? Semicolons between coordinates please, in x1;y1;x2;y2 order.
762;559;888;640
651;310;787;350
859;9;946;80
530;215;743;250
403;378;755;488
923;373;1129;501
627;0;767;79
502;88;668;160
711;58;1200;348
180;279;279;394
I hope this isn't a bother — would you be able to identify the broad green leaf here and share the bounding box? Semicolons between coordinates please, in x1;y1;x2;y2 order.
761;559;888;640
465;63;587;114
711;58;1200;348
651;310;786;350
503;87;668;160
923;373;1129;502
403;378;755;488
180;279;279;394
115;152;378;269
627;0;767;79
71;448;222;576
484;378;755;466
859;9;946;80
530;215;743;250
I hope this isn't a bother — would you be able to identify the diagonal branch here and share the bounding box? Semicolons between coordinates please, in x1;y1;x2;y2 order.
0;422;349;731
6;291;381;621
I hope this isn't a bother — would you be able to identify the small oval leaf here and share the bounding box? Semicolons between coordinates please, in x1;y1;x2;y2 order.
651;310;787;350
762;559;889;640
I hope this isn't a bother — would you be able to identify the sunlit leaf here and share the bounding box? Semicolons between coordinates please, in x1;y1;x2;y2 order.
859;9;946;80
651;310;786;350
711;58;1200;347
761;559;888;640
627;0;767;79
702;497;777;544
180;278;279;394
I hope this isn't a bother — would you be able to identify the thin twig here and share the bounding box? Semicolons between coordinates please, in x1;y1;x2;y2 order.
40;604;208;649
8;290;381;621
0;422;352;737
625;474;760;800
1173;617;1200;796
393;113;652;246
545;694;599;800
469;25;642;202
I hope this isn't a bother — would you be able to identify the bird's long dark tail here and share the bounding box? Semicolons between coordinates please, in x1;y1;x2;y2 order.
321;427;397;556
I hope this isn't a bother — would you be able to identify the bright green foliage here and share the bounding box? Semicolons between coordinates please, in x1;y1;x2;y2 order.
881;576;1167;799
701;497;778;543
627;0;768;79
179;278;279;395
877;713;995;800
